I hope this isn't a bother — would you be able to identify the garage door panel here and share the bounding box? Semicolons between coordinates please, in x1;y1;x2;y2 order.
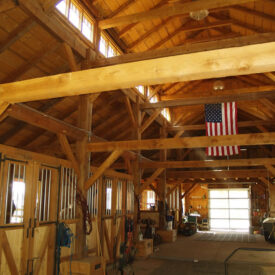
210;209;229;219
230;209;249;219
230;219;250;229
210;219;230;229
229;199;249;209
209;199;229;208
229;190;248;198
209;189;250;231
209;190;228;198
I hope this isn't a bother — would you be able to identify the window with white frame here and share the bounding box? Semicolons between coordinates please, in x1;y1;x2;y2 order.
105;178;112;215
56;0;94;43
147;190;156;210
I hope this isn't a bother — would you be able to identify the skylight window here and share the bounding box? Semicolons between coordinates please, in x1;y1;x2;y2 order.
136;85;144;95
82;15;93;41
56;0;66;15
107;45;115;58
69;2;80;29
99;36;107;56
162;108;171;121
56;0;95;43
150;95;158;103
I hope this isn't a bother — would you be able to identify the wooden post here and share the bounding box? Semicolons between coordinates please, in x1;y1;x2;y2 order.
133;95;141;241
179;184;183;224
110;178;118;261
158;124;167;229
75;50;93;257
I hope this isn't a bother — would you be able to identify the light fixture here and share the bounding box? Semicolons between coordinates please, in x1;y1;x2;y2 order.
213;80;225;91
189;9;209;21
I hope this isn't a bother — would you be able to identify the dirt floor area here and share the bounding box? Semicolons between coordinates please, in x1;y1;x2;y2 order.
130;232;275;275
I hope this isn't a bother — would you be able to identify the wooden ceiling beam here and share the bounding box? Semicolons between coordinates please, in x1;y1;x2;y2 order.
265;72;275;82
92;33;275;68
117;0;169;38
1;41;275;103
19;0;95;59
149;19;233;51
57;133;80;175
128;16;176;50
0;18;36;54
63;43;78;72
124;95;137;129
0;0;17;13
84;150;124;190
140;158;275;169
140;109;162;134
141;86;275;109
107;0;136;18
86;132;275;152
0;98;62;144
167;169;269;179
139;168;165;194
98;0;257;29
231;5;275;24
6;103;87;140
38;0;60;12
2;42;60;83
167;120;275;132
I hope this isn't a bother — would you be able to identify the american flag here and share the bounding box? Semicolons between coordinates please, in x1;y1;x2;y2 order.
205;102;240;156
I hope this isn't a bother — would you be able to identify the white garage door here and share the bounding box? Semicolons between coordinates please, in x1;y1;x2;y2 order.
209;189;250;232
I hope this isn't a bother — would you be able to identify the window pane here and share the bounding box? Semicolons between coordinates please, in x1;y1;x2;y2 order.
107;45;115;57
106;187;112;210
229;199;249;209
82;16;93;41
99;37;107;56
230;209;249;219
210;219;229;229
69;3;80;29
229;189;248;199
209;190;228;199
209;199;228;208
56;0;66;15
210;209;229;219
5;163;26;224
230;219;249;229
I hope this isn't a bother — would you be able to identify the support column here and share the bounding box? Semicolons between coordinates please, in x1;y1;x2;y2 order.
75;49;93;257
158;124;167;229
133;95;141;241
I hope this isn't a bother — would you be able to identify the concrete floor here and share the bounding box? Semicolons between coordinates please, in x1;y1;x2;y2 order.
131;232;275;275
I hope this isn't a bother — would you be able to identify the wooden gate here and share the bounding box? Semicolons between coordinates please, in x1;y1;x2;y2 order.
0;155;60;275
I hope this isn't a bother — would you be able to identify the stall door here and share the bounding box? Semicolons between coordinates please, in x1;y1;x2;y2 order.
0;158;31;275
209;189;250;232
0;158;60;275
29;165;59;275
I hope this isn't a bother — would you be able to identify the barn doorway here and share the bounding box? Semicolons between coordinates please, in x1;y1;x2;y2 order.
209;188;250;232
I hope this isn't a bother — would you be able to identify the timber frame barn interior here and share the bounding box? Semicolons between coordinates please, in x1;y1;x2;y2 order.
0;0;274;274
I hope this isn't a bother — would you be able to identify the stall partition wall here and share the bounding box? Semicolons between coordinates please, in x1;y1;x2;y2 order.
0;145;134;274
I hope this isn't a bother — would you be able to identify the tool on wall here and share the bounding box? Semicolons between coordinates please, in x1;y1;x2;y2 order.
56;222;74;275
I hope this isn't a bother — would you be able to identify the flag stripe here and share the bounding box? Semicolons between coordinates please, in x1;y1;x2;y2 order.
205;102;239;156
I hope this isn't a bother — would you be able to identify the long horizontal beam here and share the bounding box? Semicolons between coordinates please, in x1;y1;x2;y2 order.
92;33;275;68
141;158;275;169
141;86;275;109
167;120;275;132
1;42;275;104
98;0;257;29
86;132;275;152
6;103;87;140
167;169;269;179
